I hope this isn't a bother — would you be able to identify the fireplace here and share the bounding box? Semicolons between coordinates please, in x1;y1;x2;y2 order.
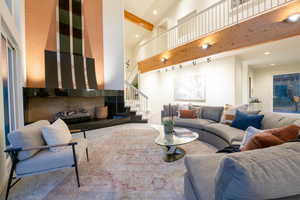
23;88;127;128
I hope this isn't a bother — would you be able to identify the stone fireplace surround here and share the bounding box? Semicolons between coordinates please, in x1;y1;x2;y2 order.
23;88;125;127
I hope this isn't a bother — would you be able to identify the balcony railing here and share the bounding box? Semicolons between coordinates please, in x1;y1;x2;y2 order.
136;0;295;61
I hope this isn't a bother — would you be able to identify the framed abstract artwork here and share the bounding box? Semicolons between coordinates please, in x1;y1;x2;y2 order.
174;75;206;101
273;73;300;113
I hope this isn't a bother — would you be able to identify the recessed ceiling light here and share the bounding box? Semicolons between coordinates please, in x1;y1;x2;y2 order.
135;34;140;38
270;64;276;66
202;43;211;50
161;57;168;63
264;51;271;55
153;10;158;15
285;13;300;23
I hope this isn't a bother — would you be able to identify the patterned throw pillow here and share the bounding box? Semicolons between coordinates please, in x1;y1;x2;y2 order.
221;104;249;124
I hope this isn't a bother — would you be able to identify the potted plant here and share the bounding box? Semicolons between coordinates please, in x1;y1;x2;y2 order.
163;119;174;135
163;104;175;135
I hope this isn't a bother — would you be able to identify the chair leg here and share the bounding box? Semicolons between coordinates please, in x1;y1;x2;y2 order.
74;163;80;188
71;145;80;187
85;148;89;162
5;163;16;200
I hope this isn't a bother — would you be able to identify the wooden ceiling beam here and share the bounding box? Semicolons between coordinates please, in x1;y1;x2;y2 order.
124;10;154;31
138;0;300;73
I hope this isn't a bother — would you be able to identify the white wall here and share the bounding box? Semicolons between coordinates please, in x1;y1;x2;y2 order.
103;0;124;90
0;0;26;193
140;56;239;124
161;0;220;28
252;64;300;115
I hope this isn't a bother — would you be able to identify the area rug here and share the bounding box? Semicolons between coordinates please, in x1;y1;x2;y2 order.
6;124;217;200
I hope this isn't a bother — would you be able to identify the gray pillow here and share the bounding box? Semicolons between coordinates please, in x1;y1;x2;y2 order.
163;105;178;117
215;143;300;200
8;120;50;161
201;106;224;122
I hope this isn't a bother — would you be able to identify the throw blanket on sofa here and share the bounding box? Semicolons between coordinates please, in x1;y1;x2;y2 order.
217;145;241;154
217;139;300;154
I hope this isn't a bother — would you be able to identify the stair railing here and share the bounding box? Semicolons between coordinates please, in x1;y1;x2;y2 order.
124;80;149;117
136;0;295;61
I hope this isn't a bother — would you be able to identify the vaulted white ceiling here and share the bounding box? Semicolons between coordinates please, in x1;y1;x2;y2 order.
124;0;178;51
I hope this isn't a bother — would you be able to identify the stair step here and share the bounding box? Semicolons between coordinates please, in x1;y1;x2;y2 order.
130;119;148;123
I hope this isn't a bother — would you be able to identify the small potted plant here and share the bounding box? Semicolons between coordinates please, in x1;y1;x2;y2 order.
163;104;175;135
163;119;174;135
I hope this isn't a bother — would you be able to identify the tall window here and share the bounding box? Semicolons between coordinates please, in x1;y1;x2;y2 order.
5;0;13;13
1;35;17;145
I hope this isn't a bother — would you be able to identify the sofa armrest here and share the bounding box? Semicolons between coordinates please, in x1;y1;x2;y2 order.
215;143;300;200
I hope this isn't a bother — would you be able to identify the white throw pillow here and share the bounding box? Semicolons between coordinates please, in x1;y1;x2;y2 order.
42;118;72;151
240;126;262;150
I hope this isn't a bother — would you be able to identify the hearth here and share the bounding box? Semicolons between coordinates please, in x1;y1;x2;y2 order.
23;88;126;129
55;108;91;124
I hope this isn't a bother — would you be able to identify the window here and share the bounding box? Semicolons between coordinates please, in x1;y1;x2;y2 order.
5;0;13;13
273;73;300;113
1;35;17;145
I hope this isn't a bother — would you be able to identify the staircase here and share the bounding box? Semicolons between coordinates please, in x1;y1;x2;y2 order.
124;80;149;123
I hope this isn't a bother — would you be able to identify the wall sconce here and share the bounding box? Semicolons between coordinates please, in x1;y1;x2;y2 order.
202;43;211;50
161;57;168;63
284;13;300;23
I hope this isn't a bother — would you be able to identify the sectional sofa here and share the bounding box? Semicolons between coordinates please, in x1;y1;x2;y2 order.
162;106;300;200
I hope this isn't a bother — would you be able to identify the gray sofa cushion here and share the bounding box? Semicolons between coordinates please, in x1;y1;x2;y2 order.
201;106;224;122
203;123;244;144
16;137;87;177
261;112;300;130
215;142;300;200
8;120;50;161
174;118;215;130
185;154;225;200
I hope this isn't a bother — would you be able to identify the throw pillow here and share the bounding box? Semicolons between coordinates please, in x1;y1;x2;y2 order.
190;105;202;118
179;110;197;119
201;106;224;122
221;104;249;124
241;125;300;151
42;118;72;151
231;110;264;131
163;104;179;117
240;126;263;150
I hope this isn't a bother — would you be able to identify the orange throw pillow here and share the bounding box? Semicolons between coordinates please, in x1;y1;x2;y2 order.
179;110;197;119
242;125;300;151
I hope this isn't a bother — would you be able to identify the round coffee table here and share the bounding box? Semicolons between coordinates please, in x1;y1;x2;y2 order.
152;125;199;162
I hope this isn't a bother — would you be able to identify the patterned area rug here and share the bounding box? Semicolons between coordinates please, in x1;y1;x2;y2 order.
6;124;217;200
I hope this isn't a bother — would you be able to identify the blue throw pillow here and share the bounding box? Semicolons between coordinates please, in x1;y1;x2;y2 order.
231;110;264;131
